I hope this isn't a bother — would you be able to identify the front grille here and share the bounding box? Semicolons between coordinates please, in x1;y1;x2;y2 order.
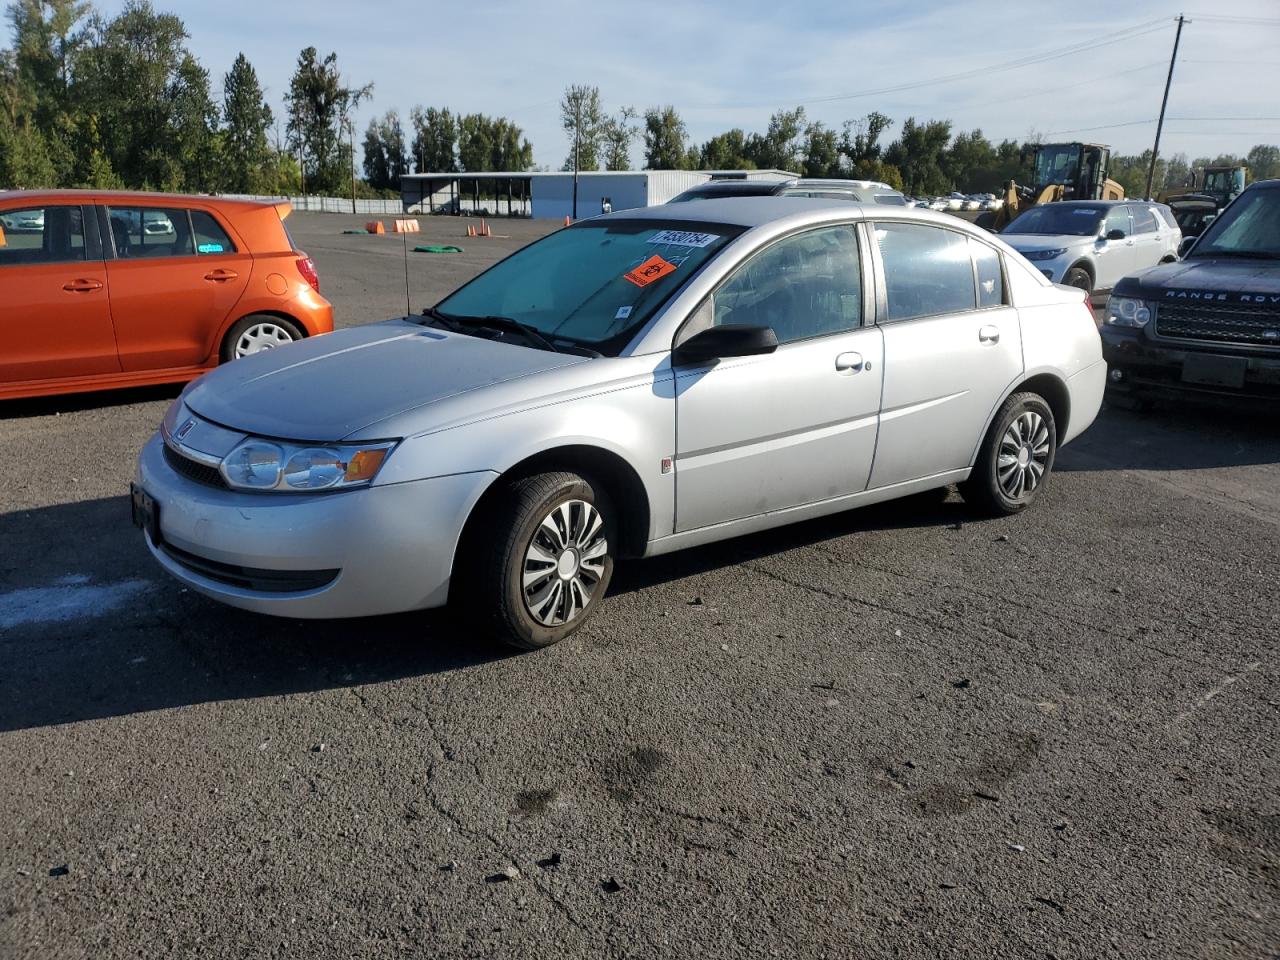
1155;300;1280;346
164;442;227;489
160;542;339;593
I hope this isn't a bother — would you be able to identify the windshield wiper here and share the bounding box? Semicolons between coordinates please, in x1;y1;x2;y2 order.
419;307;561;353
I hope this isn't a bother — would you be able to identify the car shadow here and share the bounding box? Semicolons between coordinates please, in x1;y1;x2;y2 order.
0;487;972;733
1057;399;1280;473
0;494;511;733
0;382;185;419
610;488;970;595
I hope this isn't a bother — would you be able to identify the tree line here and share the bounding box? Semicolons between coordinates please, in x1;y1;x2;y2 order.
0;0;535;197
5;8;1279;199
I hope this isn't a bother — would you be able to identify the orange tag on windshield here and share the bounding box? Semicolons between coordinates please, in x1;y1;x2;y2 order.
624;254;677;287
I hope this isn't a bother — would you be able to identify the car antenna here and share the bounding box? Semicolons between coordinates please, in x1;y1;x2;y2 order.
402;226;411;316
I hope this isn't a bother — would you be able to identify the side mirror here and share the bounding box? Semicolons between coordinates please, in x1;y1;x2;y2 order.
674;324;779;364
1106;228;1127;241
1178;235;1197;259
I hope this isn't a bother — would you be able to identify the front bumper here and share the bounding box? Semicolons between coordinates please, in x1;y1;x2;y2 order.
1101;327;1280;401
135;434;495;618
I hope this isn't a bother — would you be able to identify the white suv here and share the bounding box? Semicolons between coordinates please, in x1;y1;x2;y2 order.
1000;200;1181;295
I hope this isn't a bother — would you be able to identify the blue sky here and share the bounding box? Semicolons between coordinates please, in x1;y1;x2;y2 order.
101;0;1280;168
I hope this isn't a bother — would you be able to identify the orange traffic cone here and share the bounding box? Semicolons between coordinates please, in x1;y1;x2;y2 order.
466;224;476;237
563;215;571;226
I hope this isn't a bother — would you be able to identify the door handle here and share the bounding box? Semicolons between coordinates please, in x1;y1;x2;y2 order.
203;269;238;282
978;325;1000;344
835;351;864;373
62;279;103;293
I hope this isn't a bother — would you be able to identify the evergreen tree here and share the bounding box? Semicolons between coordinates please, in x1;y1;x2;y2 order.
223;52;273;193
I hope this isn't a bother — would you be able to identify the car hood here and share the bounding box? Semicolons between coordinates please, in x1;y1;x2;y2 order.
184;319;586;442
1115;257;1280;301
1001;234;1093;253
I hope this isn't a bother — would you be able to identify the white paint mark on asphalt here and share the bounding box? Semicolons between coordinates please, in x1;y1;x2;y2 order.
1174;661;1264;723
0;578;152;631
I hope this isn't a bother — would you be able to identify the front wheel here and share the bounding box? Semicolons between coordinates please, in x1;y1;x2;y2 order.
460;471;615;650
961;392;1057;516
1063;267;1092;295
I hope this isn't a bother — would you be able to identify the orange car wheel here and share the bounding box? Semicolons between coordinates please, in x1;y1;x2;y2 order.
221;314;304;362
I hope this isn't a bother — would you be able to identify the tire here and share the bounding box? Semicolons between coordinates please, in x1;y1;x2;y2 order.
961;392;1057;516
459;471;615;651
221;314;304;362
1063;267;1092;294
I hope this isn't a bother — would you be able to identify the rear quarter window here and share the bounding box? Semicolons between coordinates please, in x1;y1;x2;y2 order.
191;210;237;254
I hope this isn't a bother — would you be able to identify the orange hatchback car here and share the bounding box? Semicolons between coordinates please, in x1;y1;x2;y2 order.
0;190;333;400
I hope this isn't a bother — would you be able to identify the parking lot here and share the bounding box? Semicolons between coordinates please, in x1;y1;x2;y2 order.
1;212;1277;959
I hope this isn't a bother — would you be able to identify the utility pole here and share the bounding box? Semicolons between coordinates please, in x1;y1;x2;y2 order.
349;119;357;214
572;99;581;221
1146;14;1186;199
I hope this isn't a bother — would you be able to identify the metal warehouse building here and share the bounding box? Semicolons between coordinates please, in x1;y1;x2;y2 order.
399;169;795;221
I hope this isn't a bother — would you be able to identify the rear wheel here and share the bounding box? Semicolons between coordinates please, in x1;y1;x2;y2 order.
221;314;303;362
458;471;615;651
1063;267;1092;294
961;392;1057;516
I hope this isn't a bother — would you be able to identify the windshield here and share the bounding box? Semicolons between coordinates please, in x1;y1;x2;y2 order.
1190;188;1280;259
1002;205;1103;237
434;220;742;354
1033;145;1081;187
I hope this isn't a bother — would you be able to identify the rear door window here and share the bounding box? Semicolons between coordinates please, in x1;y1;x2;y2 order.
876;222;977;321
191;210;237;255
106;206;195;259
0;206;89;266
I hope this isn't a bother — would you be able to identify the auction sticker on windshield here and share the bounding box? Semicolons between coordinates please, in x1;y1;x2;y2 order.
624;254;678;287
648;230;719;248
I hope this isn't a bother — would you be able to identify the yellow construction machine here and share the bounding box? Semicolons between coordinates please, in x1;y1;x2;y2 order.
986;142;1125;231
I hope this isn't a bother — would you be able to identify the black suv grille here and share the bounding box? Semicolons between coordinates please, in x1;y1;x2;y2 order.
1155;300;1280;346
163;442;227;489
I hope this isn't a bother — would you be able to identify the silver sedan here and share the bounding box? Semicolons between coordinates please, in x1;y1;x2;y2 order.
133;199;1106;649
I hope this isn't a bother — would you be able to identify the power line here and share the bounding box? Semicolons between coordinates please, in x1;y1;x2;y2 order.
794;19;1171;107
1043;117;1280;137
1181;13;1280;25
955;60;1166;109
682;16;1171;111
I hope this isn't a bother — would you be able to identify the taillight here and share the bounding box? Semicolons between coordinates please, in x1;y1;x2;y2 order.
1082;296;1098;327
296;256;319;293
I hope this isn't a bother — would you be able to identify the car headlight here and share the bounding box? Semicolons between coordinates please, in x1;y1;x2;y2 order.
1022;248;1068;262
219;438;395;492
1105;296;1152;328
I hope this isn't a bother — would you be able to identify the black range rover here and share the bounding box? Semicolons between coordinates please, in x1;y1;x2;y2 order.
1101;178;1280;402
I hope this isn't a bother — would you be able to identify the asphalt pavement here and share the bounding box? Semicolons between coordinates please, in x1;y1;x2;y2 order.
0;212;1276;960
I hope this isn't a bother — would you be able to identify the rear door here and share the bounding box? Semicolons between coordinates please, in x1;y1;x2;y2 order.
868;222;1023;488
674;223;883;532
1128;204;1166;271
0;202;117;386
104;204;251;371
1097;205;1139;289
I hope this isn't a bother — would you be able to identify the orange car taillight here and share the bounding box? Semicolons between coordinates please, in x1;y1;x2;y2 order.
296;256;319;293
